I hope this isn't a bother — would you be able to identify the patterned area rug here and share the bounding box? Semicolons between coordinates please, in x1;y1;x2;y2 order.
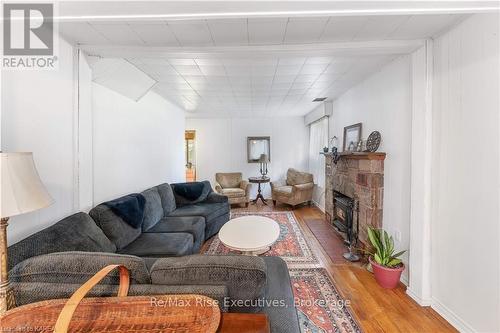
203;211;361;333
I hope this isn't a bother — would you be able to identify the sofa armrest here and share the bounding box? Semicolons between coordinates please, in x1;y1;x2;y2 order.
12;282;229;311
292;182;314;192
205;192;229;204
150;255;267;311
214;182;223;193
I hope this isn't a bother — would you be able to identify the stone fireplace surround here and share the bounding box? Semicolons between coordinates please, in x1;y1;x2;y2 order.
325;152;386;247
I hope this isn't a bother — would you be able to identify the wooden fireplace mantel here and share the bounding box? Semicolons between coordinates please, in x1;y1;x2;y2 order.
321;151;386;160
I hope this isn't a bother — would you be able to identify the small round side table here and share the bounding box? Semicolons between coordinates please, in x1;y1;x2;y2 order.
248;176;270;205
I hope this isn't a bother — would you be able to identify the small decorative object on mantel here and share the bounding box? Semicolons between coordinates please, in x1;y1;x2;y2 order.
329;136;338;152
356;140;363;152
323;146;329;153
365;131;381;152
343;123;362;152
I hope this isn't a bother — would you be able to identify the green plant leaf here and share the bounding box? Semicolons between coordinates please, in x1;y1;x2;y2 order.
388;258;402;267
374;252;382;264
392;250;406;258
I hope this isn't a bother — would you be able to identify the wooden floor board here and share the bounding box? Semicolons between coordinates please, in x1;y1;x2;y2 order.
230;202;457;333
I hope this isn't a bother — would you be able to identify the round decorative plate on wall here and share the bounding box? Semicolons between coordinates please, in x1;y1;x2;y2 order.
365;131;381;152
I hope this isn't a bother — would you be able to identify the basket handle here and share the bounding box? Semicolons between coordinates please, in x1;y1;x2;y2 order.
54;264;130;333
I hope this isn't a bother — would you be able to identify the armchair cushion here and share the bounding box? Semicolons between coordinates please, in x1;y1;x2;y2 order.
286;168;314;186
216;173;243;189
274;186;293;196
221;188;246;198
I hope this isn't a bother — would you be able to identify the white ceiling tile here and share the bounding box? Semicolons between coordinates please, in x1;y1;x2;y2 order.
324;60;353;74
167;20;214;46
389;14;463;39
273;75;296;83
284;17;329;44
271;82;293;90
299;64;328;75
320;16;369;42
90;23;144;44
59;22;109;44
194;58;223;66
278;57;306;66
251;66;276;76
208;19;248;46
276;65;302;76
173;65;202;75
168;59;197;65
305;57;334;65
128;22;179;46
353;15;410;40
198;65;227;76
295;75;319;83
248;17;288;45
225;66;251;76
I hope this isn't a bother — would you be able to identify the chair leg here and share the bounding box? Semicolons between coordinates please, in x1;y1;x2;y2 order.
273;200;276;206
245;202;249;208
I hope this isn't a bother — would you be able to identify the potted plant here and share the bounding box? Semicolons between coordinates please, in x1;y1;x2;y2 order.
365;226;406;289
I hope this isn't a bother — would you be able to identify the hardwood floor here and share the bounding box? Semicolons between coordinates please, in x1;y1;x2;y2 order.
231;202;457;333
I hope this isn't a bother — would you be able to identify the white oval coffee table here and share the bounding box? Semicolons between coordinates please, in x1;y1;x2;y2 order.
218;216;280;256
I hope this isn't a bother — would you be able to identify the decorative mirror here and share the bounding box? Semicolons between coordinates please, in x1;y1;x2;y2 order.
247;136;271;163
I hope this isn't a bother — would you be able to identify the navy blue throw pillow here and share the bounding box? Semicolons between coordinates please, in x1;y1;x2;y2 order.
104;194;146;229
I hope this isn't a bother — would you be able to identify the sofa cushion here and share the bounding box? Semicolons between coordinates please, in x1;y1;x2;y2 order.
118;233;193;257
156;183;176;216
10;251;150;285
141;187;164;231
7;212;116;270
150;255;267;312
221;188;245;198
89;204;142;250
13;282;229;311
146;216;205;253
167;202;228;221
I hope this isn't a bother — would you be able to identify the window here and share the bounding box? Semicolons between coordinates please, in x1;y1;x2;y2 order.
308;117;329;191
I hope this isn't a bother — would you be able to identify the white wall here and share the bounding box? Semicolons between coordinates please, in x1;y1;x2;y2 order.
431;13;499;333
185;117;309;199
1;38;77;244
92;84;185;203
329;55;412;282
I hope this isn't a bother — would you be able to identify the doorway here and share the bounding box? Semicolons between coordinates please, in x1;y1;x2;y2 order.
185;130;196;182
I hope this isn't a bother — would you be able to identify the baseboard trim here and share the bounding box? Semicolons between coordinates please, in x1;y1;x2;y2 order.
311;200;325;212
406;288;432;306
431;298;475;333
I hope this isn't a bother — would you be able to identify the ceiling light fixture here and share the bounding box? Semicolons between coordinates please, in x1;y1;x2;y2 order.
313;97;328;102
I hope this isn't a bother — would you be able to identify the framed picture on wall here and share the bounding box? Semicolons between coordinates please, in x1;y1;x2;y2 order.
343;123;362;151
247;136;271;163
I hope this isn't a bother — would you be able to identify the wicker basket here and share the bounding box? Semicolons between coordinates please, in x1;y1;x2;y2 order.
0;264;221;332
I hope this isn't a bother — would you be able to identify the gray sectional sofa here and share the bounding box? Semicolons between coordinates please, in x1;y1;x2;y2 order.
7;181;300;333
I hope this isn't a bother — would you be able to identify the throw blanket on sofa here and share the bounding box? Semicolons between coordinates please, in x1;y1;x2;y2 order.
104;194;146;228
172;181;212;205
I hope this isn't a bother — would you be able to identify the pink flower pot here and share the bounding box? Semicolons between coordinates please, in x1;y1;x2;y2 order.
369;257;405;289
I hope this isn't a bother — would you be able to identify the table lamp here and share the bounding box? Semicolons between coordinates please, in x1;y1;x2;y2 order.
0;152;54;314
258;154;269;178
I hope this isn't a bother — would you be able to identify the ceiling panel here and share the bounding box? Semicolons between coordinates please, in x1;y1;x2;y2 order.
208;19;248;46
320;16;369;42
59;22;109;44
353;15;410;41
90;23;144;44
388;14;464;39
128;22;179;46
283;17;329;44
167;20;214;46
248;18;288;45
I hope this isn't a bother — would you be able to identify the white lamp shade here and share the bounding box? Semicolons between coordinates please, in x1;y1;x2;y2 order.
1;152;54;218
